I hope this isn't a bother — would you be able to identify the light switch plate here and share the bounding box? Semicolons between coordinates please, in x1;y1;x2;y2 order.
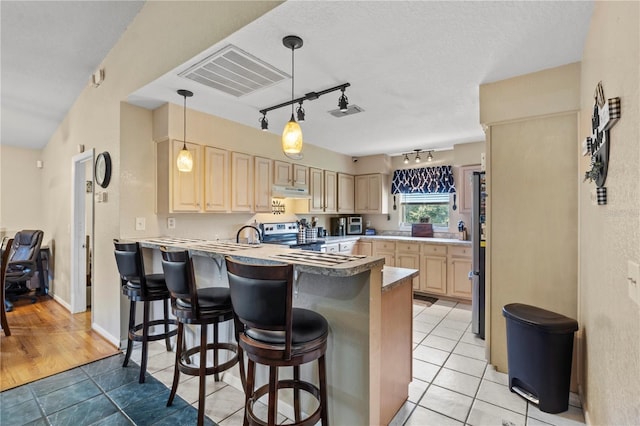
628;260;639;306
135;217;146;231
167;217;176;229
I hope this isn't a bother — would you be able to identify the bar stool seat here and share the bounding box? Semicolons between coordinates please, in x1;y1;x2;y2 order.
161;248;238;426
114;240;178;384
225;256;329;426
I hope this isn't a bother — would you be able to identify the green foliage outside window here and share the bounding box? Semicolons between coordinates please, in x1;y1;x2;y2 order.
404;204;449;226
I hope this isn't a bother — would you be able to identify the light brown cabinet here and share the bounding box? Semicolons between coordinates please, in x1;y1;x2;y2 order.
254;156;272;213
156;139;203;213
448;245;472;299
460;165;480;213
355;241;372;256
203;146;229;212
355;174;389;214
274;161;308;189
324;170;337;213
420;244;448;295
231;152;253;212
308;167;324;213
397;242;420;289
337;173;355;214
373;241;396;267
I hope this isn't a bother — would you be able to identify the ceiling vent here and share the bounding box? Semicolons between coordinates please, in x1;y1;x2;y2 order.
179;45;289;97
328;105;364;118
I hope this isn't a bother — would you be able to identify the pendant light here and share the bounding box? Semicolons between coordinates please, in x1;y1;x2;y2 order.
176;89;194;172
281;35;303;157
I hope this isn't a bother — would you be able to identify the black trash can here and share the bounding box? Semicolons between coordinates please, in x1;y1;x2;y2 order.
502;303;578;413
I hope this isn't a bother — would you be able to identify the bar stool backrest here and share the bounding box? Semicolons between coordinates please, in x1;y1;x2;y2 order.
113;240;148;292
160;248;200;315
225;257;294;359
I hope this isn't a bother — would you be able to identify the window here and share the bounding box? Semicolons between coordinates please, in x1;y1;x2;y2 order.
400;193;450;227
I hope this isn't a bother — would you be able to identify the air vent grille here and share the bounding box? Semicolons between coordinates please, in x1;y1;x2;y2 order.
328;105;364;118
179;45;289;97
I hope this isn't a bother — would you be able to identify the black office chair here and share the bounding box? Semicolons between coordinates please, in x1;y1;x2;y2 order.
4;230;45;311
1;237;14;336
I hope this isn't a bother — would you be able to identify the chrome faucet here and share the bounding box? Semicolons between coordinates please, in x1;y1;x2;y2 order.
236;225;262;244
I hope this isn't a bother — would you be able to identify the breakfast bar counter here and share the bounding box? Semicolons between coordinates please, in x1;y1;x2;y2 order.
137;237;416;425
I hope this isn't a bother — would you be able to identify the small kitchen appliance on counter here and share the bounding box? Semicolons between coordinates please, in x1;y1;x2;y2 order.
346;216;363;235
260;222;325;251
330;217;346;236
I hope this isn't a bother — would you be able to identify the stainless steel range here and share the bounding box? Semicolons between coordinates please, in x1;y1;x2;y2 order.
260;222;325;251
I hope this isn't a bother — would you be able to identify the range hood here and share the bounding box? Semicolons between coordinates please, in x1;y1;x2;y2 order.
272;185;310;199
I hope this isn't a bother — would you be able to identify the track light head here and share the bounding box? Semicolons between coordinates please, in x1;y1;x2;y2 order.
414;149;421;163
260;113;269;131
427;151;433;162
296;101;305;122
338;88;349;112
403;154;409;164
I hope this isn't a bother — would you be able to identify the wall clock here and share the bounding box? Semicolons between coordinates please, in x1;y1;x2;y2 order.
95;151;112;188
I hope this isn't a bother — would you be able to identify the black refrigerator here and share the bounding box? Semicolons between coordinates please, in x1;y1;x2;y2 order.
471;171;486;339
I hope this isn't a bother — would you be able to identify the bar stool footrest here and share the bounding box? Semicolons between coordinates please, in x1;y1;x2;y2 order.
178;342;238;377
248;379;322;426
129;318;178;342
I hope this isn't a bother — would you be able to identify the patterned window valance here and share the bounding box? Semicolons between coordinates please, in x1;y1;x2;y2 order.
391;166;456;194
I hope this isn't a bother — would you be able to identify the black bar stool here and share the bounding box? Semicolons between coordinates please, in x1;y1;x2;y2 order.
225;256;329;426
161;248;239;426
113;240;178;383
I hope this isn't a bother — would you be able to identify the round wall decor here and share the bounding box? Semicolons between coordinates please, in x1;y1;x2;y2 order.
95;151;112;188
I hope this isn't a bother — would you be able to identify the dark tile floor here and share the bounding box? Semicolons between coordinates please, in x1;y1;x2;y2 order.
0;354;216;426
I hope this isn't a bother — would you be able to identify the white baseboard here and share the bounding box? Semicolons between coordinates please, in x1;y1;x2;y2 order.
91;322;121;348
52;293;71;311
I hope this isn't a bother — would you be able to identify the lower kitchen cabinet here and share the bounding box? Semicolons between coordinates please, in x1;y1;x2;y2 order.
339;240;356;254
355;241;372;256
396;242;420;289
373;241;396;267
420;255;447;295
321;243;339;253
448;245;473;299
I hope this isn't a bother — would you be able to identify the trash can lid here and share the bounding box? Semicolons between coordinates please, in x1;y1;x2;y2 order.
502;303;578;333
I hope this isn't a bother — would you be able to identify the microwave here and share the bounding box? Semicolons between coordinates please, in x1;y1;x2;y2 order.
347;216;363;235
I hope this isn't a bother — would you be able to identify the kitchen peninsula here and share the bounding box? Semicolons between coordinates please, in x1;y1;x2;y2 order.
138;237;417;425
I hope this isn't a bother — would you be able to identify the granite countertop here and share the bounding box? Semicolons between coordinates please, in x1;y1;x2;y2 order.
137;237;384;277
323;235;471;246
381;266;419;292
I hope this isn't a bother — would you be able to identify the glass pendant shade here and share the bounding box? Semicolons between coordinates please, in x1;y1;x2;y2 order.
176;145;193;172
282;114;303;154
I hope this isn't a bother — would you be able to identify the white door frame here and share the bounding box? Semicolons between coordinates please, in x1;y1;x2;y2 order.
70;149;94;313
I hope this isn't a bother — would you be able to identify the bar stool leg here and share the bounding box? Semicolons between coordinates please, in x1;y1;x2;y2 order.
139;300;150;383
197;323;208;426
167;322;184;406
244;359;255;426
319;355;329;425
293;366;301;422
213;322;220;382
163;298;172;351
122;300;136;367
268;366;278;426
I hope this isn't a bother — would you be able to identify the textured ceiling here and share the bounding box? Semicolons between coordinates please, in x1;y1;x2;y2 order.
1;1;144;149
2;1;594;157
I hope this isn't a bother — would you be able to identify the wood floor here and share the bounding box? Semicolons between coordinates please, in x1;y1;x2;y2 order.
0;295;120;391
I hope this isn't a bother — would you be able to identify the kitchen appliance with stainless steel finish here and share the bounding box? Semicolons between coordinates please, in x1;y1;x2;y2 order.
346;216;363;235
330;217;346;236
260;222;325;251
471;171;486;339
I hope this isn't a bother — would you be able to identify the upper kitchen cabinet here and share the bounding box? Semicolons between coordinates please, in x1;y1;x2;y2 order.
274;161;308;190
308;167;324;213
156;139;203;213
324;170;338;213
337;173;355;214
460;165;480;213
231;152;254;212
254;156;273;213
203;146;229;212
355;174;389;214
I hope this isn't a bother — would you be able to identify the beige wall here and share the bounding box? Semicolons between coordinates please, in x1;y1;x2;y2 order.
578;2;640;424
480;64;580;377
35;1;282;343
0;145;44;239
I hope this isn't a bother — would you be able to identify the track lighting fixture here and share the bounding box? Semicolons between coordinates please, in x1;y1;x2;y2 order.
338;87;349;112
401;149;434;165
296;101;305;122
257;35;351;158
176;89;194;173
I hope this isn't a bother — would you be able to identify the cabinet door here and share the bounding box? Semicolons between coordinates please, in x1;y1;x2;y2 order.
308;167;324;213
231;152;253;212
292;164;308;189
450;257;472;299
461;165;480;213
367;174;381;213
355;241;372;256
172;140;202;212
355;175;369;212
254;156;272;213
324;171;337;213
337;173;355;213
203;146;229;212
274;160;291;186
420;255;447;295
322;243;339;253
397;252;420;289
339;241;356;254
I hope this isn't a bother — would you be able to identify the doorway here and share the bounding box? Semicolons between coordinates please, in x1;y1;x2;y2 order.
70;149;94;314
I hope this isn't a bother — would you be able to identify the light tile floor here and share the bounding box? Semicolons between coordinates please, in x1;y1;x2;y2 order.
138;299;587;425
